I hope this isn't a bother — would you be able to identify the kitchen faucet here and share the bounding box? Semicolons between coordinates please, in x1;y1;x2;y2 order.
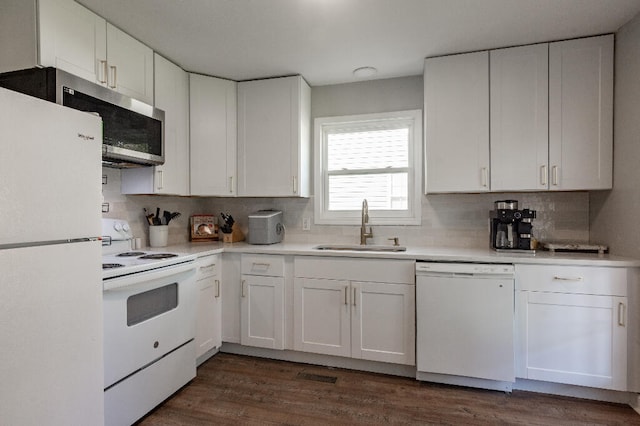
360;198;373;245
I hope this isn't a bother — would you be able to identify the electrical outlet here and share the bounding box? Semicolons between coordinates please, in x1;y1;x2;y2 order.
302;217;311;231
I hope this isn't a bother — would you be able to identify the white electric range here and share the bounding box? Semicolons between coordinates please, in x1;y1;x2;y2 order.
101;218;197;426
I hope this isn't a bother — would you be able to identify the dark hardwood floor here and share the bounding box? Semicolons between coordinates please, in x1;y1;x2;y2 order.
139;353;640;425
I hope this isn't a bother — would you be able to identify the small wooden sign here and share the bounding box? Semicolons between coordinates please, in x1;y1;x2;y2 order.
190;215;219;241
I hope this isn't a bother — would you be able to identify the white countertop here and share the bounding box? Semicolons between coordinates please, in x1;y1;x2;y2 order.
160;241;640;267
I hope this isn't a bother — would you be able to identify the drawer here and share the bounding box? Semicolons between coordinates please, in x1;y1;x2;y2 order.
241;254;284;277
294;256;415;284
195;254;220;279
515;264;627;296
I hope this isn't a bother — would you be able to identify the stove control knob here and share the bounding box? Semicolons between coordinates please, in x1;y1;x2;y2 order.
113;222;123;232
122;223;130;233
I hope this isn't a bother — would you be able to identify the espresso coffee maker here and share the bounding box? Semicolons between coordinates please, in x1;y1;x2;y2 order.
490;200;536;251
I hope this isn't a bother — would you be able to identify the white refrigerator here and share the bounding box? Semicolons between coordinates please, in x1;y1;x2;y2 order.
0;87;104;424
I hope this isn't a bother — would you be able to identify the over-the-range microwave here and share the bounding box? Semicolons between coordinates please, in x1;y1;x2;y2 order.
0;67;164;168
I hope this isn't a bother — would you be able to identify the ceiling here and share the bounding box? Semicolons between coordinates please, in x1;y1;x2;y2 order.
76;0;640;86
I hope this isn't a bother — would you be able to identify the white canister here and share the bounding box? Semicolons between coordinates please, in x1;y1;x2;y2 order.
149;225;168;247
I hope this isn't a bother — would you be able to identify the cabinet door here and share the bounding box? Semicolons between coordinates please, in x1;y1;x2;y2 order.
196;276;220;359
105;23;154;104
237;76;310;197
195;255;221;361
516;291;627;391
490;44;549;191
549;34;613;190
352;281;415;365
240;275;285;349
293;277;351;357
190;74;237;196
121;54;189;195
221;253;241;344
38;0;106;83
424;51;489;193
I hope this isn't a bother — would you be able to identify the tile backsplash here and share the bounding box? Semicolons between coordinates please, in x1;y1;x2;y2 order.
103;168;589;249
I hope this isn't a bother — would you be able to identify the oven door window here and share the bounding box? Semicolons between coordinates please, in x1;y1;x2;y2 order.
127;283;178;326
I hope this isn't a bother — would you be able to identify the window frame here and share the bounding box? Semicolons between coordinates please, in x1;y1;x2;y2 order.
314;109;422;225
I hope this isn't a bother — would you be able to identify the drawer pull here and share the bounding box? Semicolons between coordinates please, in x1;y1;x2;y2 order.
200;264;216;271
252;262;270;268
619;302;626;327
552;276;583;282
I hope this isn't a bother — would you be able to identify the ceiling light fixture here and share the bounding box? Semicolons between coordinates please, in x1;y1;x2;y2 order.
353;66;378;78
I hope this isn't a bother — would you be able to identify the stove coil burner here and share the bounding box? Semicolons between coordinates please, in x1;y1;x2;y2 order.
103;263;125;269
139;253;179;260
116;251;147;257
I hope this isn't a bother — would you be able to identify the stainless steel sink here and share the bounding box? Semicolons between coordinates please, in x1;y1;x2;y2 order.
313;244;407;252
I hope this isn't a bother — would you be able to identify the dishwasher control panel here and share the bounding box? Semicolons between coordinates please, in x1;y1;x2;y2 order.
415;262;514;276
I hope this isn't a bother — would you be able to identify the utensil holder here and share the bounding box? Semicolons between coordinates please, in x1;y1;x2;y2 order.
149;225;169;247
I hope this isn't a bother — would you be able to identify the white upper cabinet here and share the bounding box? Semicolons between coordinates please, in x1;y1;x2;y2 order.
490;43;549;191
424;35;613;194
104;23;154;104
237;75;311;197
121;54;190;195
1;0;153;104
549;34;613;191
38;0;107;82
424;51;490;193
189;73;237;196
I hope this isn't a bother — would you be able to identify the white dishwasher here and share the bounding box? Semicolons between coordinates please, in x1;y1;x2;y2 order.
415;262;515;391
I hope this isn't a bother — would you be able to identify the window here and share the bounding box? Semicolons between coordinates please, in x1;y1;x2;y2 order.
314;110;422;225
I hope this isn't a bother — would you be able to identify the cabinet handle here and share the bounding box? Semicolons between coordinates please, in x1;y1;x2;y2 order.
481;167;488;188
344;286;348;305
619;302;626;327
99;60;108;84
293;176;298;194
199;264;215;271
109;65;117;89
241;279;246;298
252;262;270;270
215;280;220;298
552;165;559;186
540;165;547;186
229;176;234;193
552;276;583;282
353;287;357;306
157;170;164;190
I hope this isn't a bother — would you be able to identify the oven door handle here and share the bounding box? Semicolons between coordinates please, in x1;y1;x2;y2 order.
103;261;196;292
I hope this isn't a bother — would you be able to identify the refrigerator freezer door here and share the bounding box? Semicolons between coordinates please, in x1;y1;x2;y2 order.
0;240;103;424
0;87;102;246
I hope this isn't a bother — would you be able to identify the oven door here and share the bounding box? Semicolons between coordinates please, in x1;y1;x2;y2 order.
103;262;196;389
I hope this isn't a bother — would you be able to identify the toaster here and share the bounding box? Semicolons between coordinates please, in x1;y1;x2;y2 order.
247;210;284;245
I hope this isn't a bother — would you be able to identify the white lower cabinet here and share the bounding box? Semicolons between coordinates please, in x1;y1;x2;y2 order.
240;255;285;350
195;254;221;362
294;257;415;365
515;264;627;391
221;253;241;344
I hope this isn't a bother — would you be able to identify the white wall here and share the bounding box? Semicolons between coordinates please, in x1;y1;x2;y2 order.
590;12;640;258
